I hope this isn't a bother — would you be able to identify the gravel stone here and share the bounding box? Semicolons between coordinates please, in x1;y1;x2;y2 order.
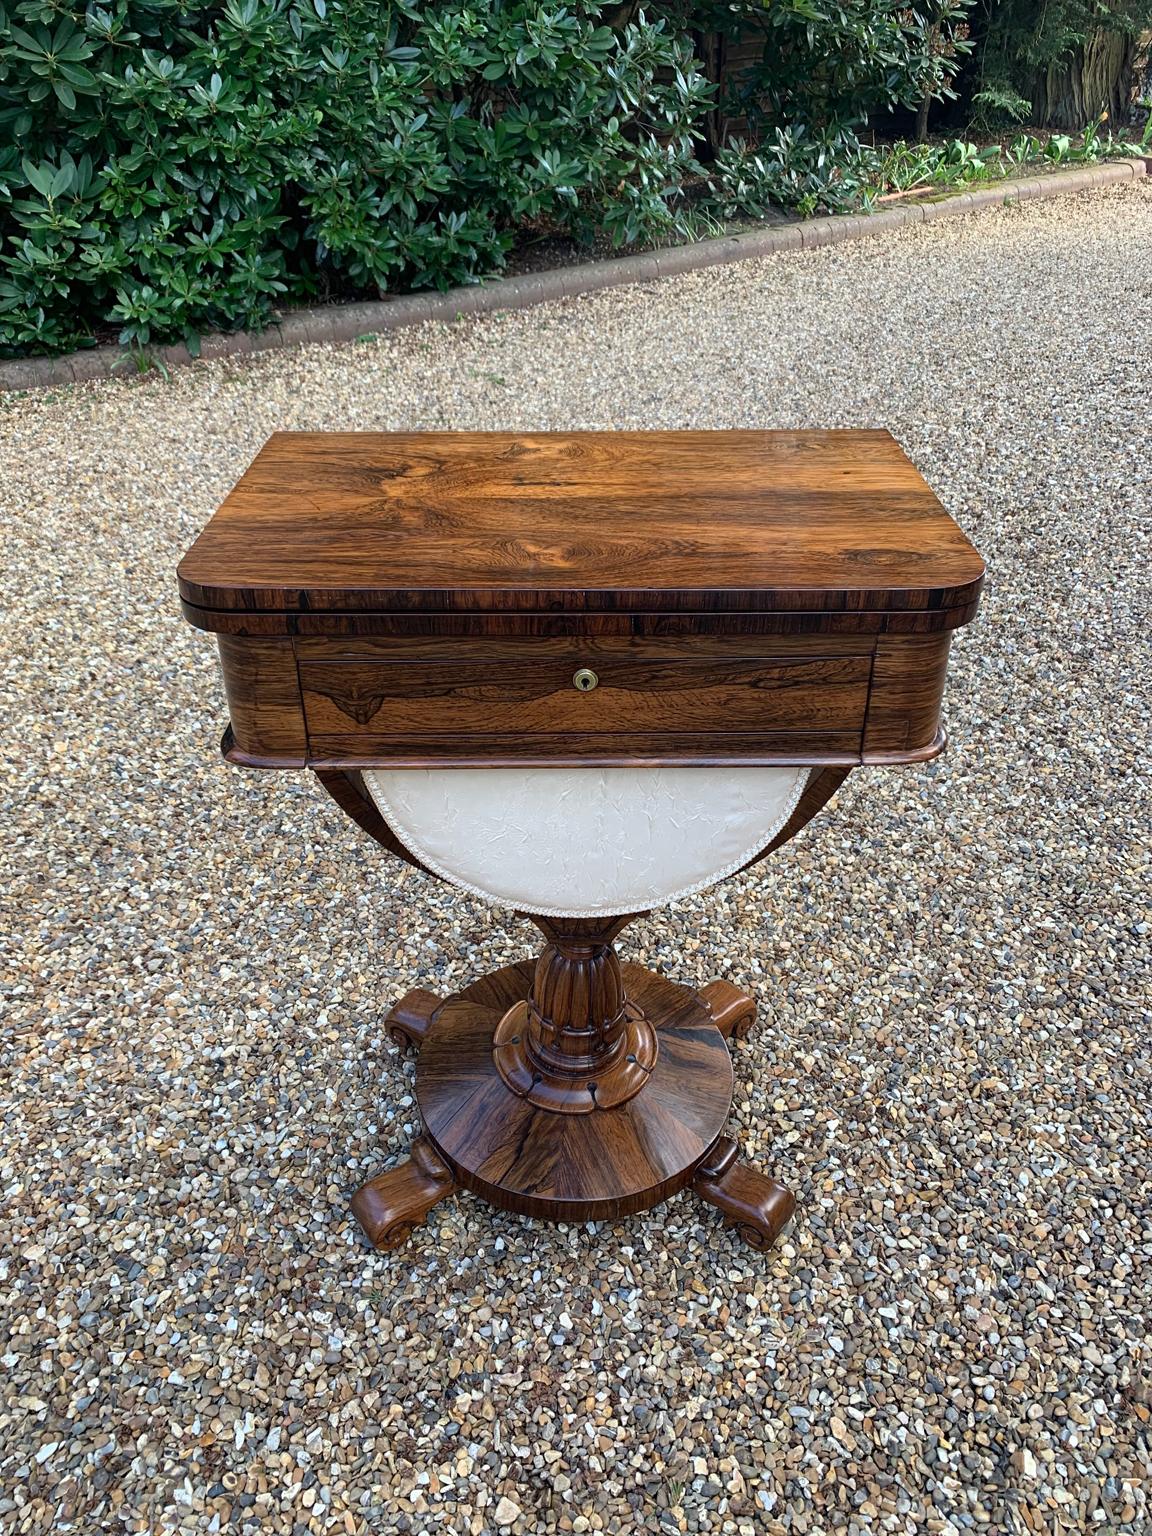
1;182;1149;1536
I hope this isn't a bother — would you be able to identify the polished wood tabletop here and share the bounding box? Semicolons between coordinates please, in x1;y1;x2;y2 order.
178;430;984;619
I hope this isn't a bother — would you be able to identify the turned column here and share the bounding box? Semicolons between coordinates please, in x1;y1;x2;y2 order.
525;915;631;1075
492;914;659;1113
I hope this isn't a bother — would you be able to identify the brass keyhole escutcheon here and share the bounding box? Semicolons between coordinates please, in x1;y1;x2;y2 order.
573;668;599;693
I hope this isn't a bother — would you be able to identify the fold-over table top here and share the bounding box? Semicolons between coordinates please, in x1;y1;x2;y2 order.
178;430;984;624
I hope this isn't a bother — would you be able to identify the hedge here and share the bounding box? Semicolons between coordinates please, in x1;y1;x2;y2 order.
0;0;977;358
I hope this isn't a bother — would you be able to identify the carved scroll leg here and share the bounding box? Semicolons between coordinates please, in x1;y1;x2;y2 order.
698;980;757;1044
385;988;443;1053
350;1137;458;1251
693;1136;796;1253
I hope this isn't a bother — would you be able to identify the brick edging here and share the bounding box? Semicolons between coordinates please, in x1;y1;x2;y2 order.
2;158;1145;393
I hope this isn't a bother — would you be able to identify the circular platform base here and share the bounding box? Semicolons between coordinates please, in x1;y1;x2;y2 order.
416;959;735;1223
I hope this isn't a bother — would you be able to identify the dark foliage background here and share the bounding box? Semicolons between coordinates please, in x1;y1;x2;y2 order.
0;0;1145;358
966;0;1150;128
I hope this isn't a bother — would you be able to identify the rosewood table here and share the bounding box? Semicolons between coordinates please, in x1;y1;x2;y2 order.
177;430;983;1253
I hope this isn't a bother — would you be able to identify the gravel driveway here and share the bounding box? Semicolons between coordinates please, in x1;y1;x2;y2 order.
2;182;1149;1536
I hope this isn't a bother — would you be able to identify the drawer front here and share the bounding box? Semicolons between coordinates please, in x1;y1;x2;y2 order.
300;654;869;759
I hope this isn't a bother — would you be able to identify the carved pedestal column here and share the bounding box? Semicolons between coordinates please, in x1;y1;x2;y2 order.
493;916;658;1112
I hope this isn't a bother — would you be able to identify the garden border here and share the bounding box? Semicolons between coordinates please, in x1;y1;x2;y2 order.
2;158;1146;393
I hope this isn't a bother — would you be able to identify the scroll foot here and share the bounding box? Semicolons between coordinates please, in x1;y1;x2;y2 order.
693;1136;795;1253
699;980;757;1043
385;987;442;1053
350;1137;458;1251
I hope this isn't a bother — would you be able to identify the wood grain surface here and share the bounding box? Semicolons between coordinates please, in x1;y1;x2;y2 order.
415;958;736;1222
300;653;871;760
210;631;960;768
350;961;797;1250
179;430;985;621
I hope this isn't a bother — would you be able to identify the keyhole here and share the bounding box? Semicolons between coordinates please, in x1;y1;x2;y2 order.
573;668;598;692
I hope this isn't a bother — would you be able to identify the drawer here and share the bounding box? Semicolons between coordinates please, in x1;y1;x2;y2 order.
299;653;870;759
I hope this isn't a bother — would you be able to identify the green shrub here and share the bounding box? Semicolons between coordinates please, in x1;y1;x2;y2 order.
708;128;879;219
0;0;711;356
681;0;975;217
691;0;974;140
1;0;1045;362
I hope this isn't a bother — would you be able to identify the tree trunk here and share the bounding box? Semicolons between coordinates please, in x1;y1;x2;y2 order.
916;91;932;142
1030;27;1137;127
